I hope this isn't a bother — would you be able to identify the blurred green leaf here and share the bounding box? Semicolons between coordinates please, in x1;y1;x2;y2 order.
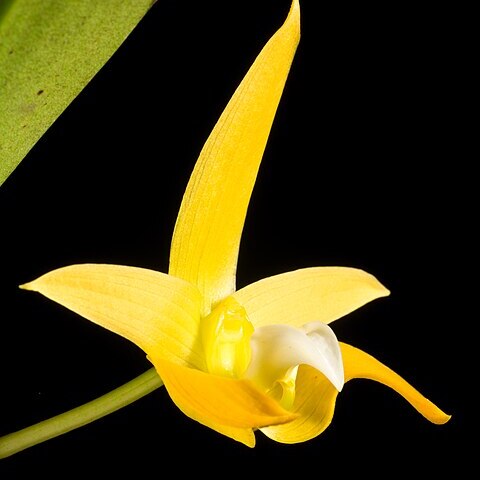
0;0;155;186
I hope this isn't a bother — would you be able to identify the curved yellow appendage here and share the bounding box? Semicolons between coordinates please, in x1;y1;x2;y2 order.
268;366;299;411
341;343;451;425
151;356;297;442
261;342;450;444
21;264;204;369
260;364;337;443
233;267;389;328
169;0;301;315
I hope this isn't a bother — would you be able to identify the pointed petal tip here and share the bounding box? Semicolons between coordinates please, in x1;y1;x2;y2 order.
20;273;46;292
432;411;452;425
275;412;300;425
287;0;301;42
290;0;300;17
335;378;344;393
368;277;390;300
381;285;391;297
332;366;345;392
367;272;390;297
418;403;451;425
240;434;256;448
19;281;35;291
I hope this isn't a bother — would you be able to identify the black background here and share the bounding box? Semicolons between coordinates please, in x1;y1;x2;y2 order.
0;0;469;477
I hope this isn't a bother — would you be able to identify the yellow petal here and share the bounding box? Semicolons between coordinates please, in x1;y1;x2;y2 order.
169;0;301;315
202;424;256;448
261;342;450;444
341;342;451;425
21;264;204;369
151;356;297;443
233;267;390;328
260;364;337;443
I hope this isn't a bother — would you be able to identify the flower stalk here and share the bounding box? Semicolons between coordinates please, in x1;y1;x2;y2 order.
0;368;162;459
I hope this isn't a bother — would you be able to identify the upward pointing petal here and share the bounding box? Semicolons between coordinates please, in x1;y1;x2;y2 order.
169;1;301;315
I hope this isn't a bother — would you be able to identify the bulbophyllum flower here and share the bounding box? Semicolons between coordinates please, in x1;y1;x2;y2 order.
18;0;449;448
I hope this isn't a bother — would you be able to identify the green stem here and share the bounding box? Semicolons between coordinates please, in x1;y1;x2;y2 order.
0;367;162;459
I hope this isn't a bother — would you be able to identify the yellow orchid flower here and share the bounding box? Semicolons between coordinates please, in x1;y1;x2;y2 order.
10;0;449;450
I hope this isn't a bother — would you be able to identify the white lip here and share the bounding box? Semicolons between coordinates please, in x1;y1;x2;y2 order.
245;320;344;394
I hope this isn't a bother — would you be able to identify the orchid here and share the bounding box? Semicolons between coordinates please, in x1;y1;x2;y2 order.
0;0;449;455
